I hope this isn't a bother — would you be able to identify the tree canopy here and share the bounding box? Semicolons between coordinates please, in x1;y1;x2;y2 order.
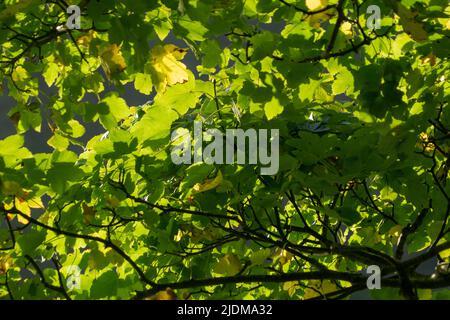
0;0;449;300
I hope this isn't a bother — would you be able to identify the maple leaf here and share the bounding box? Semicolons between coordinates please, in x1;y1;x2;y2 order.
82;203;96;225
306;0;335;28
213;253;241;276
146;288;177;300
148;44;189;93
395;3;428;42
100;44;127;79
193;170;223;193
306;0;328;11
303;280;338;299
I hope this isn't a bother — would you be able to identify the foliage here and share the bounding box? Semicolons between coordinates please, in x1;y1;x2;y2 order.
0;0;449;300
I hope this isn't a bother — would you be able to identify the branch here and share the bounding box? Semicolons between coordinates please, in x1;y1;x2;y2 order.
25;255;70;299
326;0;347;54
3;207;156;288
108;179;239;222
0;211;15;251
51;256;71;300
134;269;367;299
403;241;450;269
272;25;394;64
395;207;429;260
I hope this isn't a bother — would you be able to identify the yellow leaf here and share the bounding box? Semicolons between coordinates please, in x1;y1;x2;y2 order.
303;288;320;299
306;0;328;11
0;255;12;275
275;248;293;266
303;280;337;299
82;203;95;225
193;170;223;193
12;66;29;83
148;44;189;93
15;197;31;225
3;202;14;221
283;281;298;297
100;44;127;79
340;21;353;38
307;8;334;28
416;132;434;153
388;225;403;245
77;30;97;48
27;196;44;209
421;53;436;66
147;288;177;300
214;253;241;276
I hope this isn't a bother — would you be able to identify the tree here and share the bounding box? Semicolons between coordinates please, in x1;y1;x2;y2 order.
0;0;449;300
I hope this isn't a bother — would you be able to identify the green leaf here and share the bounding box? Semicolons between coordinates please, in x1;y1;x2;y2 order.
134;73;153;95
251;31;277;60
130;104;178;142
47;163;84;194
200;40;222;68
17;230;47;255
153;76;200;116
264;96;283;120
48;133;69;151
0;135;24;155
336;206;361;226
68;120;85;138
100;95;131;123
179;163;214;193
90;270;119;299
42;62;60;87
332;68;354;95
